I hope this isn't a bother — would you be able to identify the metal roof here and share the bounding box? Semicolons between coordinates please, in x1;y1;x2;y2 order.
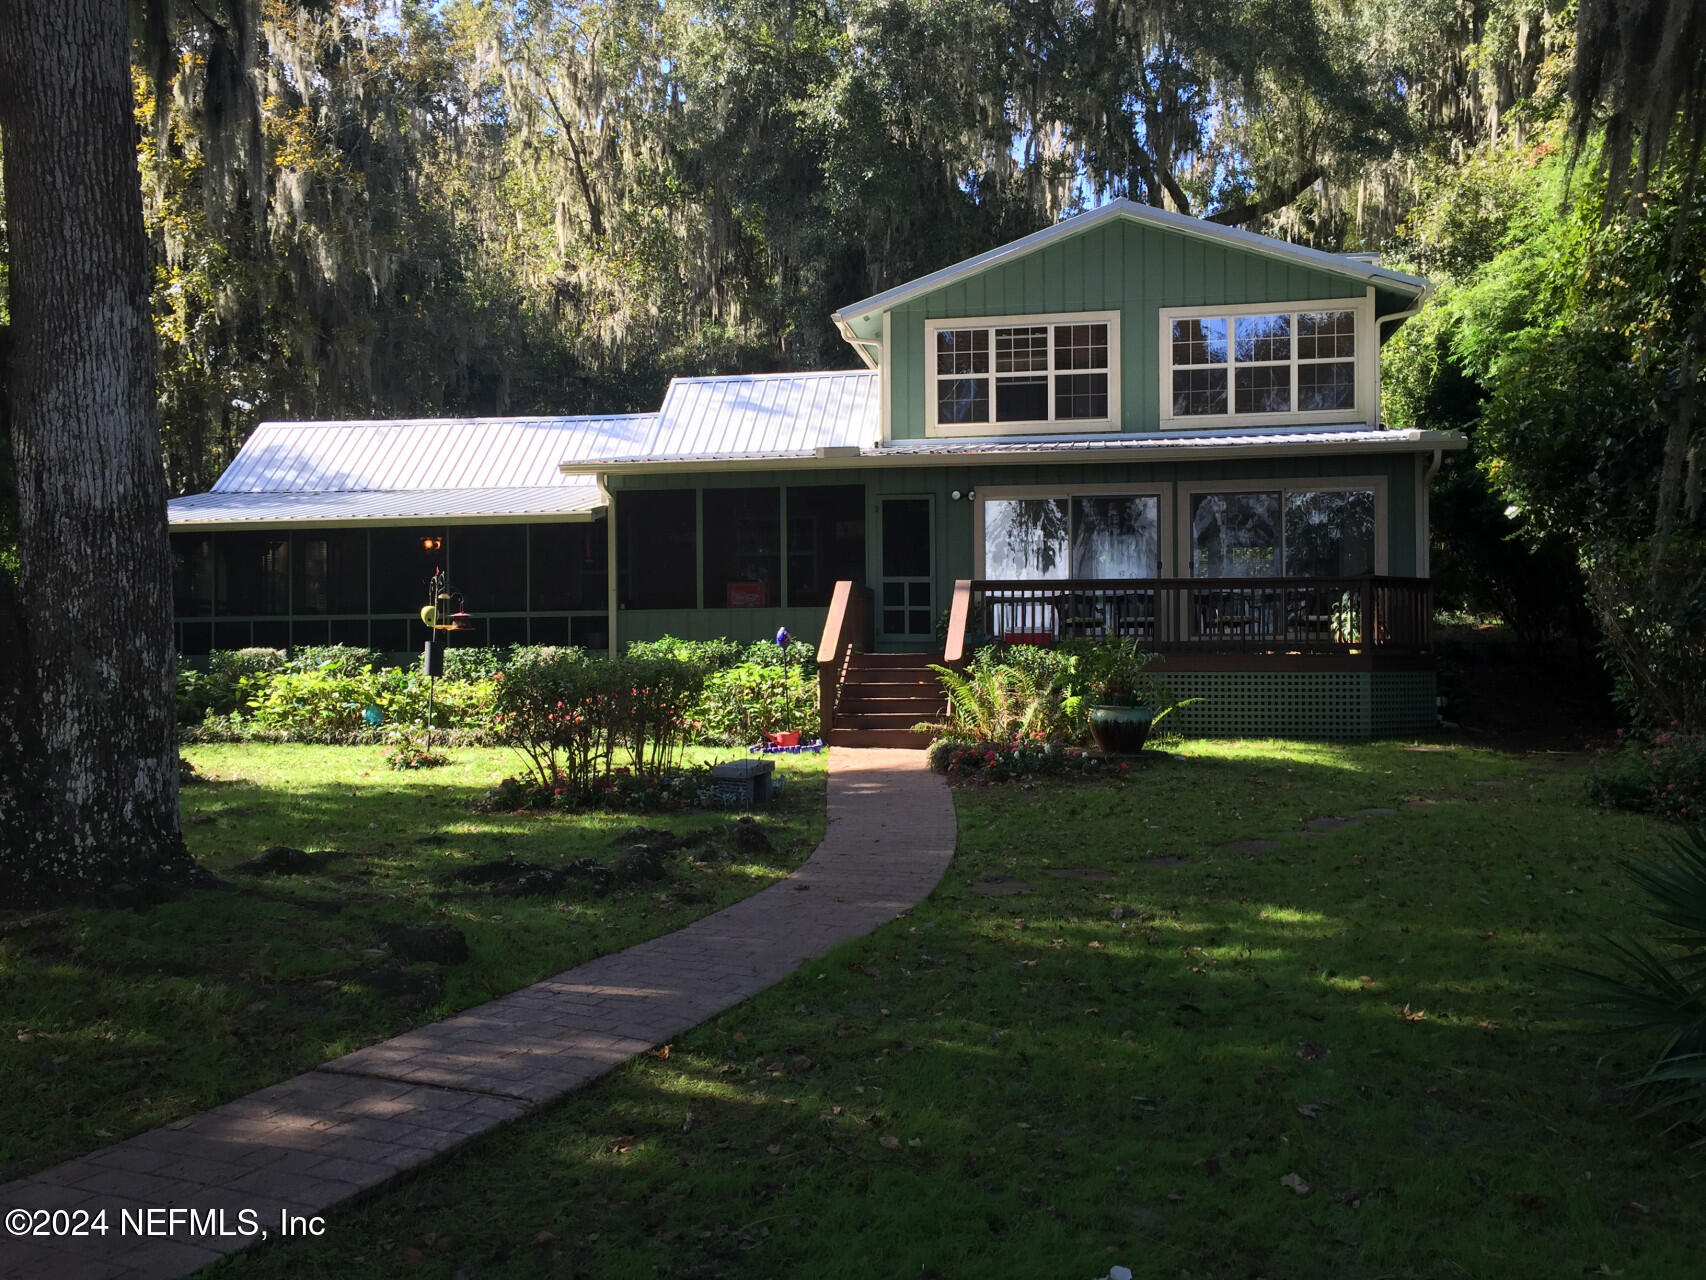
171;412;654;528
168;484;603;529
831;199;1430;345
210;413;655;493
574;426;1466;474
640;371;877;458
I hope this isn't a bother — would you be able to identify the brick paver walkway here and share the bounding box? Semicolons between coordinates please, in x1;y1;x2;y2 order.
0;748;954;1280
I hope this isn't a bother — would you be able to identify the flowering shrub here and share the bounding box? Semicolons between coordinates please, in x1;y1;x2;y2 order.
385;741;450;770
475;765;712;813
928;734;1132;783
489;650;705;790
1589;729;1706;822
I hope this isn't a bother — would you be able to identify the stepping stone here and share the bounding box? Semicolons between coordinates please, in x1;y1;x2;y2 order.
970;876;1035;896
1045;867;1116;880
1472;780;1506;789
1142;855;1191;868
1219;839;1282;855
1303;816;1362;832
1357;807;1396;817
1402;799;1438;809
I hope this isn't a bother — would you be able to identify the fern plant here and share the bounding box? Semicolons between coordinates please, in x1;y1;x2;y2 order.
1570;824;1706;1134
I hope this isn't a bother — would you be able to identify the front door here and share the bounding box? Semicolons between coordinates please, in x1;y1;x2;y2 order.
879;496;934;646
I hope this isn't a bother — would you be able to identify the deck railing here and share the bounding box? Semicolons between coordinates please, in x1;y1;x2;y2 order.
816;580;873;738
947;575;1431;658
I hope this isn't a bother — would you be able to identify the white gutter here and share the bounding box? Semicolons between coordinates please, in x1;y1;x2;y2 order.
561;431;1469;477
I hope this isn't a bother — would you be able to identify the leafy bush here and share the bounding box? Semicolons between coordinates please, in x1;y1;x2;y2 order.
475;765;713;813
176;648;286;722
740;638;817;671
284;644;375;676
695;662;818;745
1589;730;1706;823
626;635;743;672
442;645;508;680
1571;825;1706;1134
243;669;382;736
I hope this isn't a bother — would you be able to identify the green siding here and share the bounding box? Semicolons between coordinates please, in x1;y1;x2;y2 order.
888;218;1357;440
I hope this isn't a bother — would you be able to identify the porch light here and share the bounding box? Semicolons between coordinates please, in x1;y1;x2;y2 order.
422;536;443;551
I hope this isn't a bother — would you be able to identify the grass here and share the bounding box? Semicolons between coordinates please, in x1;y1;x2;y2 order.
219;739;1704;1280
0;744;827;1182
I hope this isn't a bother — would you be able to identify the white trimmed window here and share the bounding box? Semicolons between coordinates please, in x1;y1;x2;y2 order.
926;311;1120;435
1160;299;1371;429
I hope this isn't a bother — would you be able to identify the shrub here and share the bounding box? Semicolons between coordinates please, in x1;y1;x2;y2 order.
626;635;742;672
740;638;817;671
1571;825;1706;1134
489;649;705;791
176;648;285;722
285;644;375;676
931;646;1076;743
695;663;818;745
244;669;381;737
442;645;508;680
1589;730;1706;823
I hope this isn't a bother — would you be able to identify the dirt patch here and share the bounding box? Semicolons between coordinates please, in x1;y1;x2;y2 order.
1045;867;1116;880
1141;855;1191;868
1218;839;1283;855
233;846;357;876
970;876;1035;896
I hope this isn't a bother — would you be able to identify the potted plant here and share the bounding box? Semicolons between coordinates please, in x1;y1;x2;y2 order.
1086;638;1155;755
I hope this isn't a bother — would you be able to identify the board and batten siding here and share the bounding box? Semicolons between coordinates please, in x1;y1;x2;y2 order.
605;453;1422;648
886;218;1357;440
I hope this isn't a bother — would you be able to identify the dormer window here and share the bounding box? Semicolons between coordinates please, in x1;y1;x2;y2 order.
926;311;1121;435
1159;298;1372;429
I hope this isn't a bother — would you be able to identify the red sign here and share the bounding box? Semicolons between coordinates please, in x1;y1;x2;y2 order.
726;582;767;608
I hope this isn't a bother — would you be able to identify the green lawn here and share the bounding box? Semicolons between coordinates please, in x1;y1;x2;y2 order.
0;744;827;1182
220;739;1701;1280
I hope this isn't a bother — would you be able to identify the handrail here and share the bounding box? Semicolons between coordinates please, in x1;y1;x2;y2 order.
961;574;1432;654
943;579;972;666
816;580;872;738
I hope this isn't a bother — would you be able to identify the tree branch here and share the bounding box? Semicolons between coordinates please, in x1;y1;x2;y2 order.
1206;169;1324;226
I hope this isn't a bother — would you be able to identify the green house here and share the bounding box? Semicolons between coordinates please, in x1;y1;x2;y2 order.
168;199;1464;740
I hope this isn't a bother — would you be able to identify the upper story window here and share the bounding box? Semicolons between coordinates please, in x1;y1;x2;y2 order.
1160;299;1370;429
926;311;1120;435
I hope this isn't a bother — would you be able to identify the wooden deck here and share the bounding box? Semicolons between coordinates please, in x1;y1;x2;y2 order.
943;575;1432;669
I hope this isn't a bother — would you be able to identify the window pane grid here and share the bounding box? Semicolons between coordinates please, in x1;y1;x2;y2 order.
1168;309;1356;419
933;319;1111;426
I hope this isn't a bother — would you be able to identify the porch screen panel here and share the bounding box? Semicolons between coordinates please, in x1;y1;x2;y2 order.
530;521;607;611
619;489;697;610
371;529;445;614
984;498;1069;579
1070;496;1159;578
786;485;865;606
172;534;214;617
292;531;367;615
1284;490;1375;577
702;488;781;608
1190;492;1280;577
217;533;290;616
453;525;527;613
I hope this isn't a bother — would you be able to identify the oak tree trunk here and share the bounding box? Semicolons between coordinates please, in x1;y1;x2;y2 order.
0;0;197;902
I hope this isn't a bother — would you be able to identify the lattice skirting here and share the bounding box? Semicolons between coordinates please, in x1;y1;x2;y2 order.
1159;670;1437;741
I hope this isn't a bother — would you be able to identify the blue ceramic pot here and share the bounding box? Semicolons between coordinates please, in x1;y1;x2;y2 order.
1089;703;1152;755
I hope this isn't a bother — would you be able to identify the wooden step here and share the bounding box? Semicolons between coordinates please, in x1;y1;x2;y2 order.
846;652;945;670
837;700;947;717
834;711;945;730
826;727;937;749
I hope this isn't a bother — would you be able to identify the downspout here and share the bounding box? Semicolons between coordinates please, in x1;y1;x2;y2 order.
598;473;618;657
1373;292;1429;431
